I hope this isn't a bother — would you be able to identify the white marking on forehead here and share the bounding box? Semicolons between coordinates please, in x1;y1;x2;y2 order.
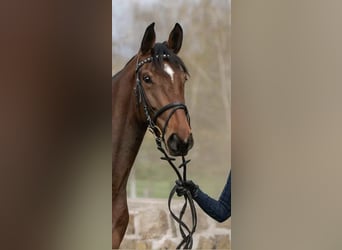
164;63;174;82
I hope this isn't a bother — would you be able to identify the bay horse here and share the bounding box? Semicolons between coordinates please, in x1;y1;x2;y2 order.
112;23;194;248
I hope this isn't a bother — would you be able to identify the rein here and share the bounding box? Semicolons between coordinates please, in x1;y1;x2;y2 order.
135;54;197;249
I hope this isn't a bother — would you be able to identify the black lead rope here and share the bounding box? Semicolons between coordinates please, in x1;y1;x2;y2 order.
135;54;197;249
154;136;197;250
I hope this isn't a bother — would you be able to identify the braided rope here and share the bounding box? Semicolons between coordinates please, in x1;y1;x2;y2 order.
155;137;197;249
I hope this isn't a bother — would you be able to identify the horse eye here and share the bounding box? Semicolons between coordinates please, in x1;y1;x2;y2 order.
143;75;152;84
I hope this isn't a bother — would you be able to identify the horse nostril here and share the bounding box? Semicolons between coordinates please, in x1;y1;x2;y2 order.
187;133;194;151
167;133;180;154
167;133;194;156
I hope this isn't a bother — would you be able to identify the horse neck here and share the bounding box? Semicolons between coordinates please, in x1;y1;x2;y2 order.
112;59;147;194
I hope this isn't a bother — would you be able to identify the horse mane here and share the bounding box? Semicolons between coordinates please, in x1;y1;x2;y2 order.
152;43;189;75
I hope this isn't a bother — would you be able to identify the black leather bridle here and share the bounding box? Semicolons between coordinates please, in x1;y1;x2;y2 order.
134;54;197;249
134;54;191;144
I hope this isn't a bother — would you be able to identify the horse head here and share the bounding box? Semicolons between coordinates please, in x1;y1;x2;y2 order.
135;23;193;156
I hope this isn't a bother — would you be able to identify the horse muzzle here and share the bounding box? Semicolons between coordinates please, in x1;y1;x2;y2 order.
167;133;194;156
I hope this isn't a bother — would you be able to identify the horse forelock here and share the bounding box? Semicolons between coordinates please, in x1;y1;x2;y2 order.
151;43;189;75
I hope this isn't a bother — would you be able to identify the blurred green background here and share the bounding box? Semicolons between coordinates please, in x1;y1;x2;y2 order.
113;0;231;199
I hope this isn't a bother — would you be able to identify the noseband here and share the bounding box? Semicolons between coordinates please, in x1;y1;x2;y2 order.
134;54;190;143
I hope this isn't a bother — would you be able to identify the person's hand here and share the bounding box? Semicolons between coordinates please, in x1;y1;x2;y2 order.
175;180;199;198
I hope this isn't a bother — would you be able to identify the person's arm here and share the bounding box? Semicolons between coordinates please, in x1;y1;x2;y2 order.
194;172;231;222
194;173;231;222
177;172;231;222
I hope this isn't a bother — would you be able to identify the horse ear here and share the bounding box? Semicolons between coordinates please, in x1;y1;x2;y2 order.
140;22;156;55
167;23;183;54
